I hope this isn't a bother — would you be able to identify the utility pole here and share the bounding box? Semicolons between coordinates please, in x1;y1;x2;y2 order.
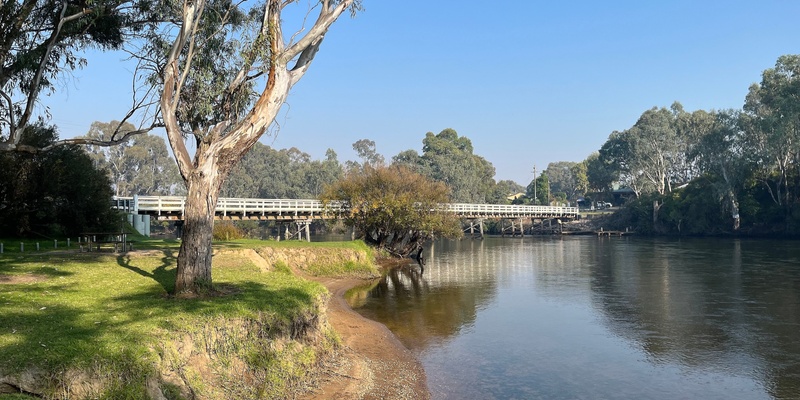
532;165;537;205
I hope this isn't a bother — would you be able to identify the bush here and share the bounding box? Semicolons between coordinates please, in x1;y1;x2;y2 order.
213;222;245;241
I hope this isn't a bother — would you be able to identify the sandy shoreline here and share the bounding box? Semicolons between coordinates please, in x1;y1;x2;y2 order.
300;274;430;400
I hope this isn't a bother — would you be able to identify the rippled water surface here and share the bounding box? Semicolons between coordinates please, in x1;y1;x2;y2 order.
346;237;800;399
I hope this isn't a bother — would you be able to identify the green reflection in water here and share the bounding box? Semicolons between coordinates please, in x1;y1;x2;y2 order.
348;237;800;400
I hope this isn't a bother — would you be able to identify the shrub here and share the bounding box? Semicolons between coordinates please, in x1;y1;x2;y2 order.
213;222;245;241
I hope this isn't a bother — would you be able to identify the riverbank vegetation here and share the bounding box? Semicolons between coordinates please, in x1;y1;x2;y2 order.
589;55;800;236
321;165;462;257
0;239;378;399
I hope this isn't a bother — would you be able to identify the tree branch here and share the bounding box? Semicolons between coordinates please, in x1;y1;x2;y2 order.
279;0;353;64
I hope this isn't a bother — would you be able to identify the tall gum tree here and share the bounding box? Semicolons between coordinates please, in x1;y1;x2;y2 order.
154;0;359;294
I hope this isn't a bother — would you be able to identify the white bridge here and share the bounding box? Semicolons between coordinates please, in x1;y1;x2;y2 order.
114;196;580;221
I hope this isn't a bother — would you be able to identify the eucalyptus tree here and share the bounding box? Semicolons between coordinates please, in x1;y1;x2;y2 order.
688;110;745;230
84;121;182;196
597;130;637;194
394;128;497;203
134;0;360;293
570;161;589;197
598;105;688;197
1;0;154;153
544;161;588;200
352;139;384;168
741;54;800;215
306;148;342;197
585;151;617;193
222;143;342;199
626;106;681;195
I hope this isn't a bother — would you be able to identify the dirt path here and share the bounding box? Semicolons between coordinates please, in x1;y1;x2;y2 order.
300;275;430;400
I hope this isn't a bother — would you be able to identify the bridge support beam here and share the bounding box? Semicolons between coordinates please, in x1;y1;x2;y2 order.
464;218;484;239
296;220;312;242
501;218;525;238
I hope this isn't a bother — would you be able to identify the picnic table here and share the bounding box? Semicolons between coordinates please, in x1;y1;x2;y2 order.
79;232;132;252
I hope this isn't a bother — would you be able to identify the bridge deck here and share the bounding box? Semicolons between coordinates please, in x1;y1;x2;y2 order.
113;196;580;221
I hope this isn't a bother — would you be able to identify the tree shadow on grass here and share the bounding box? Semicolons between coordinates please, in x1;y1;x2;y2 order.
116;250;177;294
108;277;318;329
0;254;75;280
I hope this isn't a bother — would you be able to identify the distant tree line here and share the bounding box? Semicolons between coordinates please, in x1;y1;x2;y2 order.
584;55;800;235
7;54;800;239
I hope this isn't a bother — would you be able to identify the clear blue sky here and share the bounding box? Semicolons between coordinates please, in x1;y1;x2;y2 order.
47;0;800;186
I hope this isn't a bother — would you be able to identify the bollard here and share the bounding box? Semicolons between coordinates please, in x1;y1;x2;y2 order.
20;242;24;252
54;239;58;249
1;243;3;253
36;243;40;251
67;238;70;247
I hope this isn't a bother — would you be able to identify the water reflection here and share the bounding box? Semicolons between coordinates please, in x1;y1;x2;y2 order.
349;237;800;399
347;241;498;350
588;238;800;399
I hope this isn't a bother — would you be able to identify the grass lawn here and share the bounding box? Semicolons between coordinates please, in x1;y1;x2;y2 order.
0;238;376;399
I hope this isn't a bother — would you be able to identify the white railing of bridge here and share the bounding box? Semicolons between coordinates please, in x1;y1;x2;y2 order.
447;203;578;217
114;196;579;218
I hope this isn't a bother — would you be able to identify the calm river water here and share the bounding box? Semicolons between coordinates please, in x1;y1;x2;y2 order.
345;237;800;400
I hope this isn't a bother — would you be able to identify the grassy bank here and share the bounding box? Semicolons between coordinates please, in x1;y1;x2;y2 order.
0;239;378;399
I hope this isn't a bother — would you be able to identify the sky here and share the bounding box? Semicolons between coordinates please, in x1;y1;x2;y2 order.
44;0;800;186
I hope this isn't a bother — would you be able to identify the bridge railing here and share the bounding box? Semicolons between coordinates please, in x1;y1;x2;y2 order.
446;203;579;217
114;196;579;219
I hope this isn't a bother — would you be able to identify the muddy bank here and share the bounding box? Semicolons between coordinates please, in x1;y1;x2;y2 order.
297;266;430;399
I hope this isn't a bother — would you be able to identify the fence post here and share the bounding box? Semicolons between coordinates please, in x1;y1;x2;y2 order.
67;238;70;247
36;243;40;251
1;243;3;253
54;239;58;249
20;242;24;252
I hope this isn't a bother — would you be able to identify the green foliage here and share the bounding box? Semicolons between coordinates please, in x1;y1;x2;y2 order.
212;221;245;241
0;123;117;237
392;128;497;203
526;174;550;205
322;165;462;257
83;121;184;196
222;143;342;198
0;0;132;148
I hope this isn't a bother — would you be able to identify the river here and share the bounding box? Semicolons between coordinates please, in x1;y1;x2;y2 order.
345;236;800;400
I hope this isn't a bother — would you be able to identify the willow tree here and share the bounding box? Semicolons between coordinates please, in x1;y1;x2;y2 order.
149;0;359;294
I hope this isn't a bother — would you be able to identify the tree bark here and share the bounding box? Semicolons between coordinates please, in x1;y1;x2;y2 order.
175;166;221;293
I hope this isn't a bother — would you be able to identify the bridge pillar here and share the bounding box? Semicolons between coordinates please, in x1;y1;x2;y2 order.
127;213;150;236
298;221;311;242
464;218;484;239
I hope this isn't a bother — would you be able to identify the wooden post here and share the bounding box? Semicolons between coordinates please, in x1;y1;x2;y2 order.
519;218;525;238
479;218;484;239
